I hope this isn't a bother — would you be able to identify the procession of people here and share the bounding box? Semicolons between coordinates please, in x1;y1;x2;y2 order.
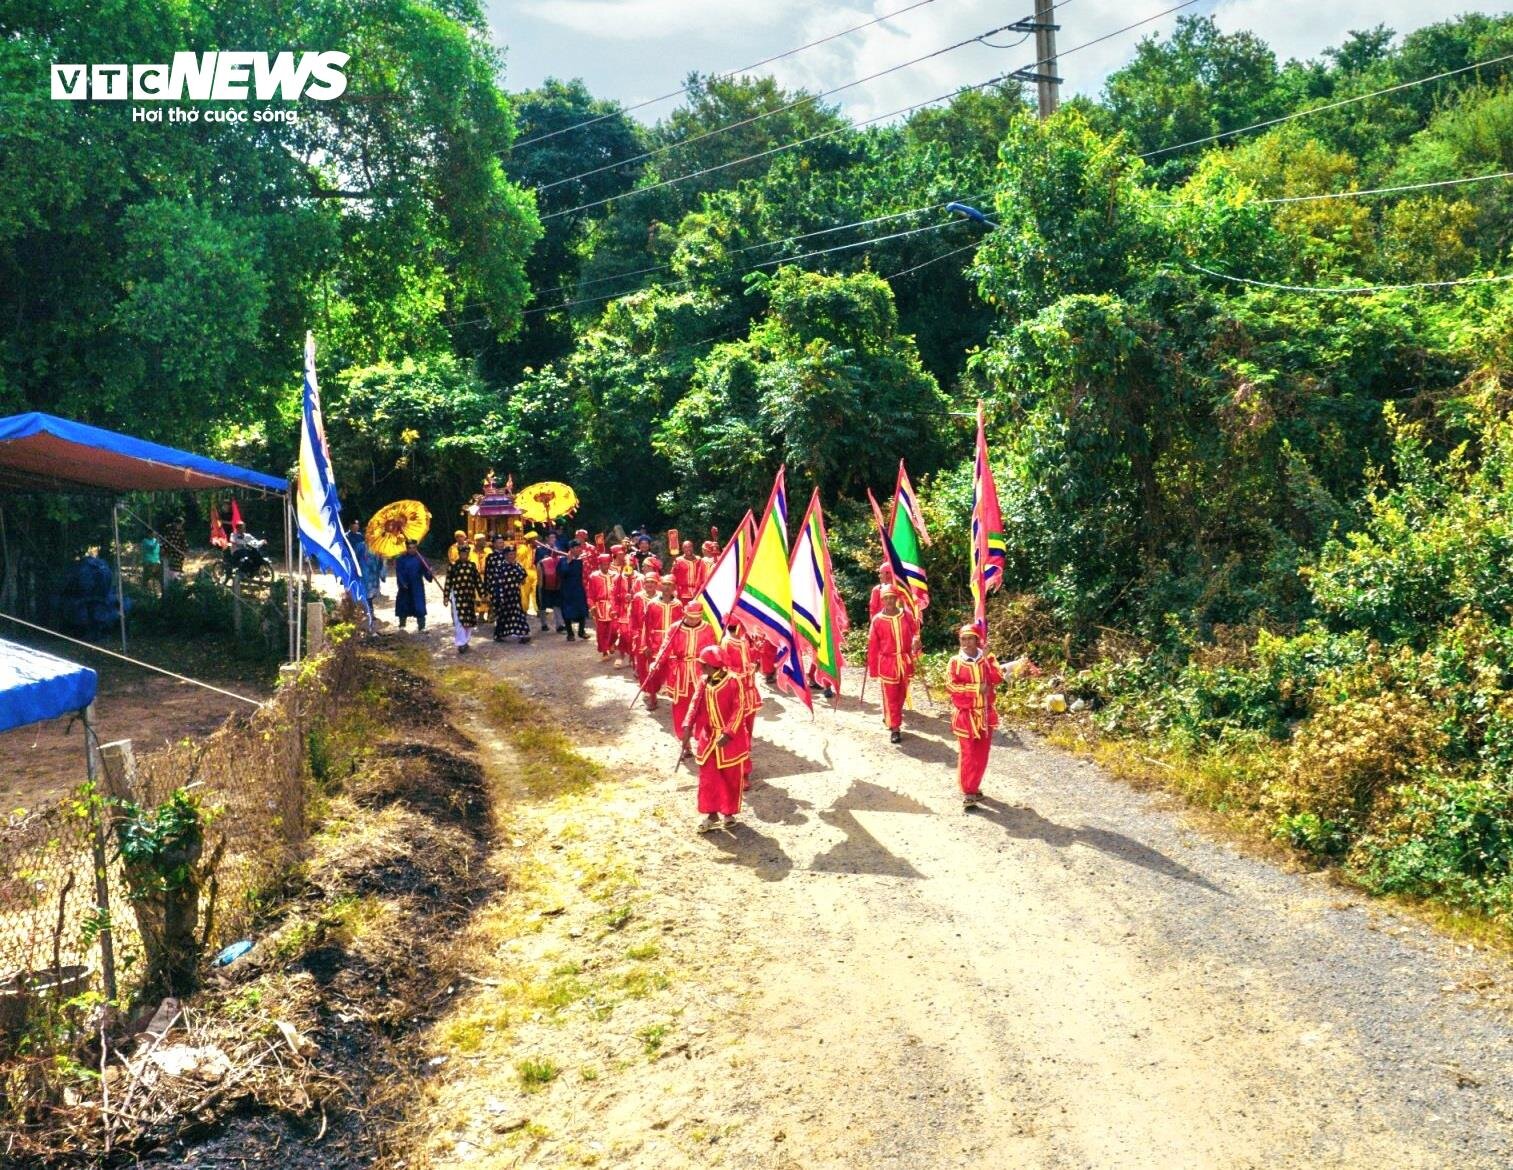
349;435;1012;835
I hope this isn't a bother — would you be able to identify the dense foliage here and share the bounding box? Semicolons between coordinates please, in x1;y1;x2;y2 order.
6;8;1513;921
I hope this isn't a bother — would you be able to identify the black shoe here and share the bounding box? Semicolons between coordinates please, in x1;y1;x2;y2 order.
822;686;835;699
889;729;901;745
764;672;777;685
519;636;531;644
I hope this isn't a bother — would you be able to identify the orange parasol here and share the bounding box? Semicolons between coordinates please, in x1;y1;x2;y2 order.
516;481;580;524
366;500;432;557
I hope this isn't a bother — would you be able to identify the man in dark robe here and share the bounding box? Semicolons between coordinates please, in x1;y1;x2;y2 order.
485;537;531;644
443;547;484;654
394;539;433;631
557;540;590;641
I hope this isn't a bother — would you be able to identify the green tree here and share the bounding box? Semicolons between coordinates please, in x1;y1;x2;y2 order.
657;268;949;522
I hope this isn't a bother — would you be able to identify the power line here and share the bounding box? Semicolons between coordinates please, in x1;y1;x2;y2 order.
0;611;265;707
530;201;972;302
521;220;964;317
454;216;969;330
1142;51;1513;160
535;21;1029;195
1257;169;1513;204
884;239;983;280
1187;263;1513;295
511;0;945;150
542;0;1201;224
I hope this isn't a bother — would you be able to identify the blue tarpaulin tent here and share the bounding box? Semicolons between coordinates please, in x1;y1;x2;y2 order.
0;636;98;733
0;410;294;656
0;412;285;495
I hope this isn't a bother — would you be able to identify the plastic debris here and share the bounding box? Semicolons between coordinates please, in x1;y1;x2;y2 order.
213;939;254;967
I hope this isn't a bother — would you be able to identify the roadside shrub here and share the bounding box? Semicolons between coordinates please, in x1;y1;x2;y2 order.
1269;690;1445;833
1350;770;1513;924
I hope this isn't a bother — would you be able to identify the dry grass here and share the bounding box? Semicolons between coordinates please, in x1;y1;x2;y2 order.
390;664;688;1168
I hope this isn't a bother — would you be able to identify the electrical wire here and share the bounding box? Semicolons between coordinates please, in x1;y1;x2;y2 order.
1142;51;1513;160
1187;263;1513;295
542;0;1200;224
452;213;973;329
883;239;983;280
536;21;1025;194
528;200;975;302
1257;169;1513;204
519;219;964;317
0;611;266;707
511;0;946;150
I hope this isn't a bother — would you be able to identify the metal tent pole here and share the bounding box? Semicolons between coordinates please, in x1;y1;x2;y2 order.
111;501;127;653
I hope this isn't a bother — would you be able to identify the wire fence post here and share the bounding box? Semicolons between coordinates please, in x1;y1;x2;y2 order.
81;705;118;1003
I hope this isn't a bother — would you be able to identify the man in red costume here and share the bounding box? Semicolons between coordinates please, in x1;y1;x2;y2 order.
869;564;899;617
673;539;702;603
866;585;920;745
946;625;1004;809
587;553;615;659
721;621;762;783
683;644;750;833
639;574;683;688
645;603;717;739
609;547;635;668
755;633;778;685
628;572;659;685
700;539;719;589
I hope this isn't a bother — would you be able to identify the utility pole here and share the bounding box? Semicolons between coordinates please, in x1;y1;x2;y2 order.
1032;0;1060;119
1010;1;1062;120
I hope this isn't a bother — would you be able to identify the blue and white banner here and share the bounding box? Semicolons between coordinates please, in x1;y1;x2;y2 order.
295;332;367;604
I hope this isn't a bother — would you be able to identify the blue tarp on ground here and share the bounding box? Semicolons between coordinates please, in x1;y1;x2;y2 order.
0;412;286;495
0;637;98;732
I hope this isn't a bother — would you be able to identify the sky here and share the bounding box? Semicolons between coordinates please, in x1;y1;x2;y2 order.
485;0;1513;125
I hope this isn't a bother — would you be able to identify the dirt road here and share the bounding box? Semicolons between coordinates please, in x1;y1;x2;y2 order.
386;589;1513;1169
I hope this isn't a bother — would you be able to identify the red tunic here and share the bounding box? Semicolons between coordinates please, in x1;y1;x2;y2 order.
673;556;703;603
641;597;682;660
690;671;750;769
647;619;717;701
628;591;652;651
587;569;614;622
866;610;919;683
946;653;1003;738
720;631;762;713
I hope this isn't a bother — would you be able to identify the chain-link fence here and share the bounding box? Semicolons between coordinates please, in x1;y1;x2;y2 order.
0;634;358;1012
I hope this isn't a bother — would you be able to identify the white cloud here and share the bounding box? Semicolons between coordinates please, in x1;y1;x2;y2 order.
492;0;1513;121
510;0;811;41
1209;1;1512;66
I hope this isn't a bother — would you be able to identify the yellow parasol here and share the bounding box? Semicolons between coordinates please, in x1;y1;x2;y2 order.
366;500;432;557
516;481;580;524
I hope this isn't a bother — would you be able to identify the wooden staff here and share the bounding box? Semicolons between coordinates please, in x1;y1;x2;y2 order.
629;618;681;708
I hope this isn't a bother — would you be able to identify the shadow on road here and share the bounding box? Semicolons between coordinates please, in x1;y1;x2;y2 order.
808;778;931;880
969;795;1226;894
743;776;812;826
709;820;795;882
